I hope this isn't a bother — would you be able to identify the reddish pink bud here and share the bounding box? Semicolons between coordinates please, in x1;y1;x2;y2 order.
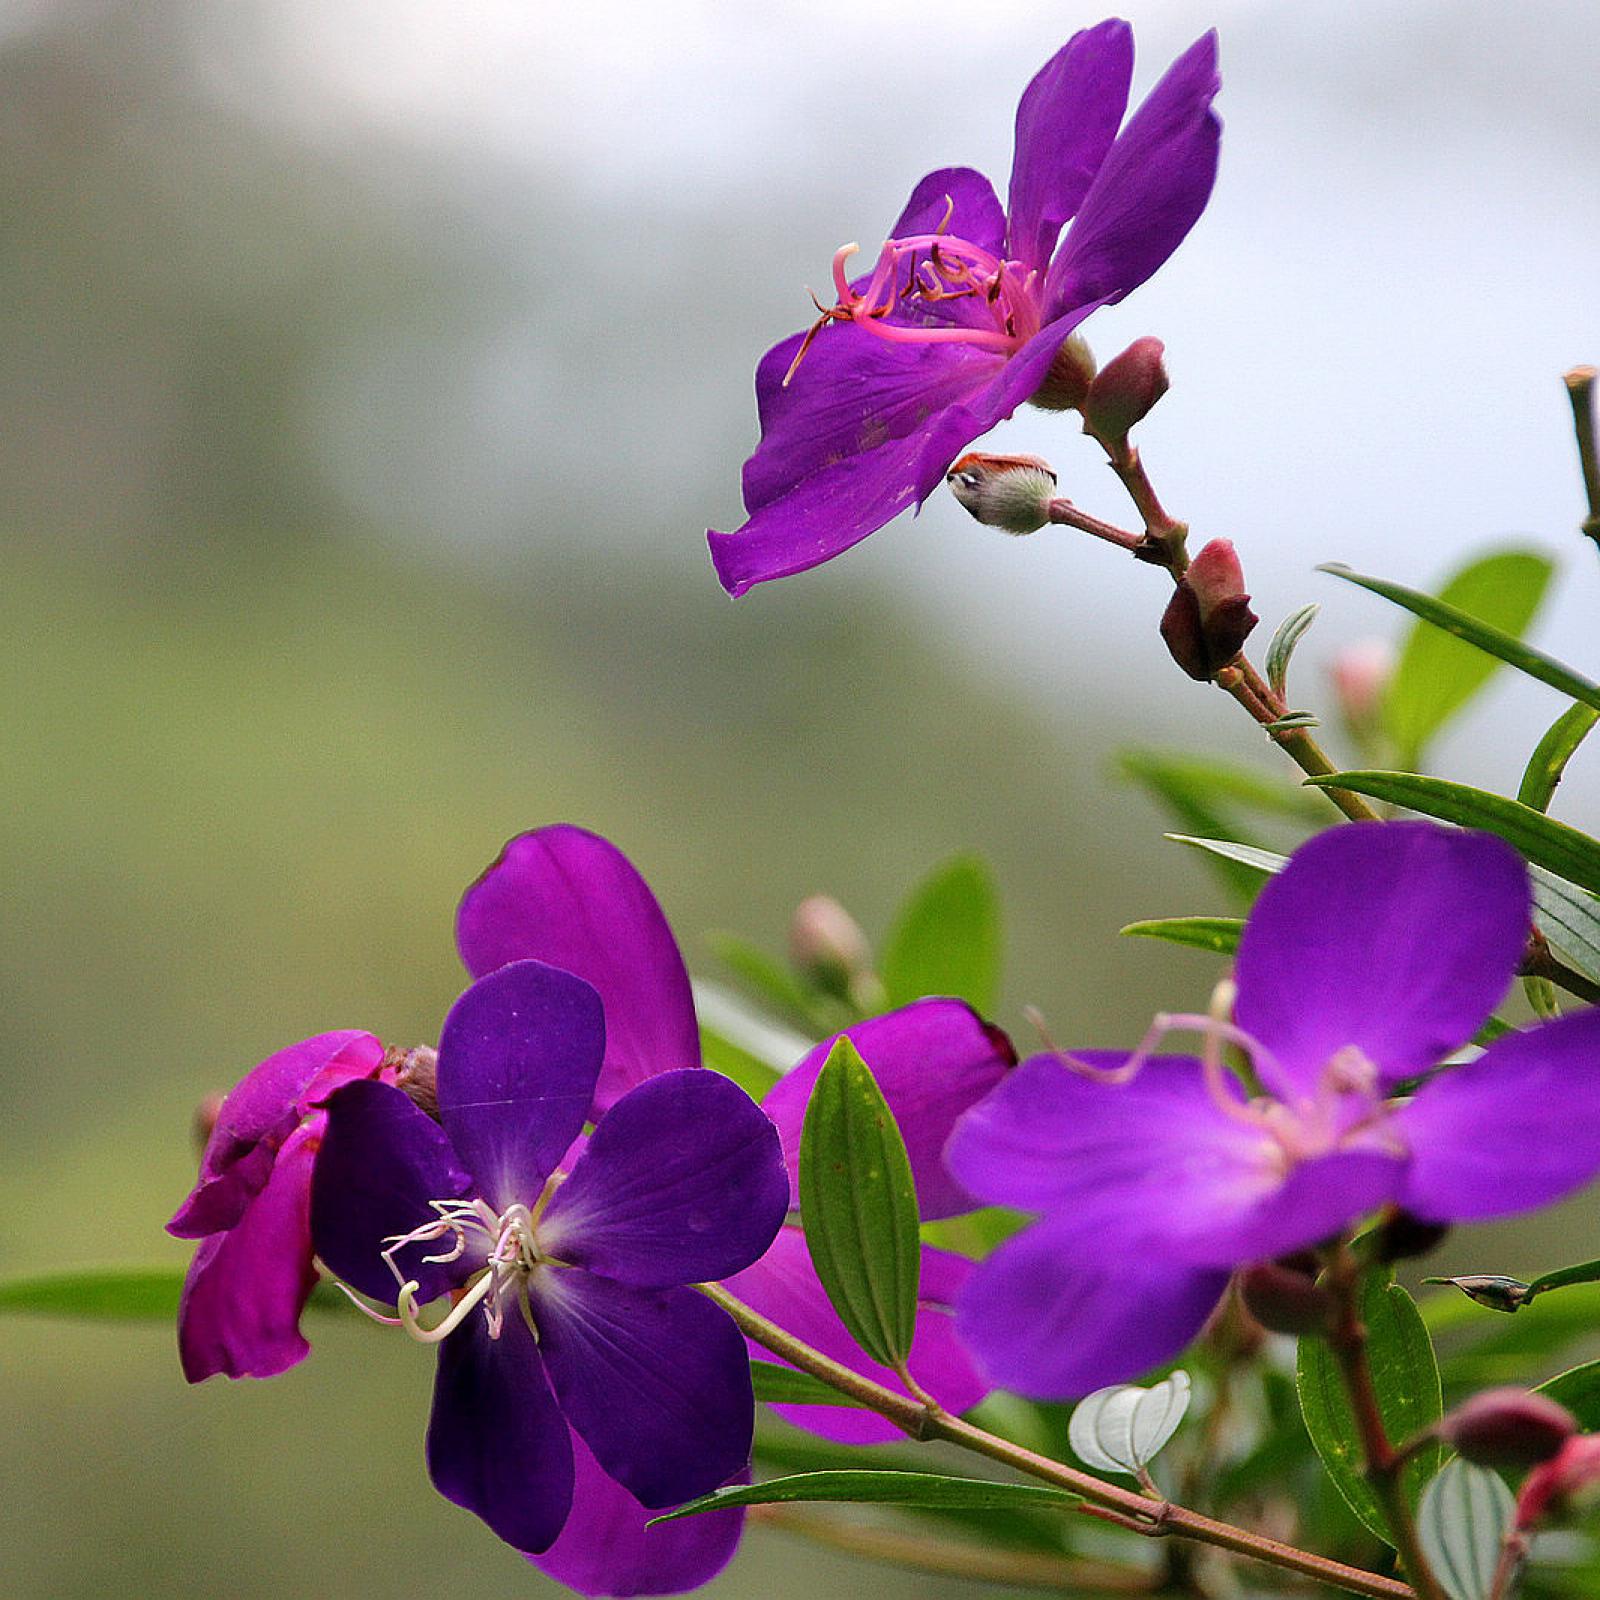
789;894;871;996
1517;1433;1600;1528
1238;1259;1333;1336
1083;337;1169;440
1160;538;1259;680
1441;1388;1576;1471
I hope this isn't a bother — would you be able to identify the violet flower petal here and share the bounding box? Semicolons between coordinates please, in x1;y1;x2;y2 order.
310;1079;475;1305
1396;1009;1600;1222
1044;30;1221;316
457;826;700;1113
541;1069;789;1287
724;1225;988;1444
428;1311;575;1554
168;1030;384;1238
176;1121;320;1382
761;999;1014;1220
532;1271;753;1509
1006;19;1132;274
530;1428;746;1598
956;1212;1230;1398
1234;823;1529;1098
437;959;605;1209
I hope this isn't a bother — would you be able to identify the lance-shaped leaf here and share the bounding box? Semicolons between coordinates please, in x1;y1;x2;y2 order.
1165;833;1288;876
1120;916;1243;955
1068;1372;1192;1476
1321;563;1600;714
1303;771;1600;897
1417;1459;1515;1600
1530;868;1600;986
749;1361;864;1408
0;1267;187;1321
1379;549;1552;769
1265;602;1319;700
798;1037;921;1369
881;855;1001;1012
1297;1275;1443;1546
1518;702;1600;814
1537;1357;1600;1429
649;1470;1079;1523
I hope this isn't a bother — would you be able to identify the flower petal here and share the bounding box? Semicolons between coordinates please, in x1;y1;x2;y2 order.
456;826;700;1113
168;1030;384;1238
760;1000;1015;1219
428;1311;574;1554
530;1428;746;1598
1234;823;1530;1098
437;959;606;1208
956;1213;1230;1398
1044;30;1220;316
1006;20;1133;274
1396;1009;1600;1222
310;1079;475;1305
532;1272;753;1509
176;1122;320;1382
723;1225;988;1444
541;1069;789;1287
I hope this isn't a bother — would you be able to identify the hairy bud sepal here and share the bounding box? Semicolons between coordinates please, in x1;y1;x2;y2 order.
1083;337;1168;441
946;453;1057;535
1441;1388;1576;1471
1029;333;1097;412
1161;538;1259;680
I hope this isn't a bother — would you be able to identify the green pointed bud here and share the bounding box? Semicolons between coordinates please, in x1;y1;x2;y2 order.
1441;1389;1576;1470
1083;336;1168;441
1160;538;1259;680
1028;333;1097;411
946;452;1057;535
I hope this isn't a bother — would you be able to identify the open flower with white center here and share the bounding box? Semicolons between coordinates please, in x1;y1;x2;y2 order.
310;958;789;1556
947;822;1600;1398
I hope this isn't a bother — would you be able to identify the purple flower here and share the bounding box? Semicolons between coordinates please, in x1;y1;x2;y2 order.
311;957;791;1556
947;822;1600;1399
167;1029;389;1381
706;18;1221;597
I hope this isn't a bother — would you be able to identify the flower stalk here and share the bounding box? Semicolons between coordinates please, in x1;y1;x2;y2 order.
701;1282;1415;1599
1564;365;1600;557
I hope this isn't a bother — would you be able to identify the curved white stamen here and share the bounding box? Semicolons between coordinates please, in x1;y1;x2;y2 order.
395;1271;498;1345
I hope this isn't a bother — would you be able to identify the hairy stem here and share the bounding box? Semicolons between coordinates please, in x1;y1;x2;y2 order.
702;1282;1414;1599
1564;366;1600;556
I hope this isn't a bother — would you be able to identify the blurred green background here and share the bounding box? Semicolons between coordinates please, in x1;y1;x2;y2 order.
4;0;1600;1595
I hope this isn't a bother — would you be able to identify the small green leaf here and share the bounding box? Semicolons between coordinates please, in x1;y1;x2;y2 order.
750;1360;864;1408
880;855;1001;1012
706;931;836;1030
1417;1459;1515;1600
1165;834;1288;876
699;1024;783;1098
1297;1275;1443;1546
1119;916;1243;955
1526;1257;1600;1300
1380;550;1553;768
1321;562;1598;715
798;1037;921;1369
0;1267;186;1321
1067;1372;1192;1476
1537;1357;1600;1428
1518;702;1600;813
1303;771;1600;897
648;1470;1080;1524
1530;868;1600;986
1266;602;1320;700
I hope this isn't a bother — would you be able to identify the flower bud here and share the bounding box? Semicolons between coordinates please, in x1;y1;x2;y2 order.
1160;538;1259;681
789;894;871;999
1330;639;1394;741
1029;333;1097;412
389;1044;439;1120
1517;1435;1600;1529
1238;1258;1334;1336
1440;1389;1576;1471
191;1091;226;1154
1369;1209;1450;1264
1083;337;1168;441
946;452;1057;535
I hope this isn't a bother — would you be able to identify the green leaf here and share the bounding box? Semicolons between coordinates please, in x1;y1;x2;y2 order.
648;1470;1079;1524
1379;549;1553;768
798;1037;921;1369
1537;1357;1600;1428
880;855;1001;1012
1165;834;1288;876
1518;702;1600;812
706;931;836;1031
699;1022;783;1098
750;1360;863;1408
1526;1258;1600;1300
1297;1275;1444;1546
0;1267;185;1321
1265;603;1320;700
1321;562;1599;715
1119;916;1243;955
1430;1282;1600;1394
1303;771;1600;897
1531;868;1600;987
1416;1459;1515;1600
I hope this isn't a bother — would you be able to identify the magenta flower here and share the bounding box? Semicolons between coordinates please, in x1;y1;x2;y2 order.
706;18;1221;597
166;1029;389;1381
947;822;1600;1399
311;958;790;1556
